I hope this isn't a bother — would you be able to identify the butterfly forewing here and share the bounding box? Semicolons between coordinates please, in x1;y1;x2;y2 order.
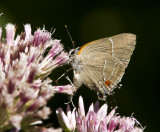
78;33;136;68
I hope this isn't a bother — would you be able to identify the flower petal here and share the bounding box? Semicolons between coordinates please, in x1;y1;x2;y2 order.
56;108;71;130
78;96;85;117
97;103;108;121
106;107;116;124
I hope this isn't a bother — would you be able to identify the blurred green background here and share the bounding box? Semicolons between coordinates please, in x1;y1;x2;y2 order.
0;0;159;131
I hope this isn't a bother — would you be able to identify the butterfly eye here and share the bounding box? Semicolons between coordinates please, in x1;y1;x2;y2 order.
71;50;75;55
69;50;75;56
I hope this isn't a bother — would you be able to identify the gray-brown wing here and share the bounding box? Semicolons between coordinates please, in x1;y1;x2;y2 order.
78;33;136;68
80;52;125;97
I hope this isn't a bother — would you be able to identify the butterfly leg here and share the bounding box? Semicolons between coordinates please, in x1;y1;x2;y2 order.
55;68;73;84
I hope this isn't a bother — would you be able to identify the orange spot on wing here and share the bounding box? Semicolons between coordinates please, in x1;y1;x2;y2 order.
78;40;96;55
105;80;111;86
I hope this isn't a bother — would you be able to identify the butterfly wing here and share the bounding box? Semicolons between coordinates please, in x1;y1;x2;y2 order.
74;33;136;99
78;33;136;68
79;52;125;99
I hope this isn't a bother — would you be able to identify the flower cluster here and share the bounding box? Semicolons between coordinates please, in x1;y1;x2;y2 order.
0;24;73;132
56;96;144;132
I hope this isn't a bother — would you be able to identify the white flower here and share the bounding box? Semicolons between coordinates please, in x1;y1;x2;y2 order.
56;105;76;132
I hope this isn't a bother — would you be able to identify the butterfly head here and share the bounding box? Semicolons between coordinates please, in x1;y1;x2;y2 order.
68;48;79;62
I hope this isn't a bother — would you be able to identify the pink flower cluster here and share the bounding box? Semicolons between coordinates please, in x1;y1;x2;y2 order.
56;96;144;132
0;24;72;132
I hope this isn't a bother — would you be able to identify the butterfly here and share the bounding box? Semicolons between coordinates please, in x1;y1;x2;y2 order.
69;33;136;100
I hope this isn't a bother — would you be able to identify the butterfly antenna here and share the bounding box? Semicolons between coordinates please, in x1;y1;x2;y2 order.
65;25;75;49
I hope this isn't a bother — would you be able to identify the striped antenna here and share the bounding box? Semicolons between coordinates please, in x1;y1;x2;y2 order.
65;25;75;49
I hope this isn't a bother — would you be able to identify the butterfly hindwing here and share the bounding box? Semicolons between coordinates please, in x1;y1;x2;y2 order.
79;52;125;95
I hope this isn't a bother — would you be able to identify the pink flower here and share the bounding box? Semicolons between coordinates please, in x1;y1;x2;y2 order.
37;106;51;120
0;23;72;131
56;96;144;132
54;85;74;95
